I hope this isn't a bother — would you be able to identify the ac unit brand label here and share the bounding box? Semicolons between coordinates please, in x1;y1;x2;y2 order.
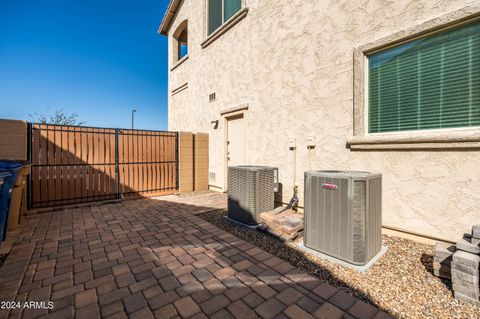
321;183;338;190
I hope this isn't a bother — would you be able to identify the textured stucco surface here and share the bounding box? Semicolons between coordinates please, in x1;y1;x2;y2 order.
165;0;480;242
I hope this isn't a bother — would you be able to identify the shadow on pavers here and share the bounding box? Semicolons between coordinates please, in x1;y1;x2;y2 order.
0;196;394;318
197;208;394;316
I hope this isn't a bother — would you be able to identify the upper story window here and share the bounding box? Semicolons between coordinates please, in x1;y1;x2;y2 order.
367;21;480;133
177;29;188;60
208;0;241;35
173;20;188;63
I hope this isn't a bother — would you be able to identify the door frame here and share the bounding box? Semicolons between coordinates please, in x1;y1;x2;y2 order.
222;108;248;190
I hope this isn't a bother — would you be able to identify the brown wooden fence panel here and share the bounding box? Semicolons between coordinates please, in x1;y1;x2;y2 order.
116;129;177;199
28;124;178;209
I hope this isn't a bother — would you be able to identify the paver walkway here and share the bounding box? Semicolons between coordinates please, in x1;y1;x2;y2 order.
0;194;390;319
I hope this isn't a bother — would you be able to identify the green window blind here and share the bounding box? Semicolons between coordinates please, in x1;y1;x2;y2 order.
368;21;480;133
208;0;223;35
224;0;241;21
208;0;241;35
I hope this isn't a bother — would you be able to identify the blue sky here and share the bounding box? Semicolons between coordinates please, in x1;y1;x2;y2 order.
0;0;170;130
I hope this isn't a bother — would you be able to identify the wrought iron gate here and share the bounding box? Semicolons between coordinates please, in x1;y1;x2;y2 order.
28;123;178;209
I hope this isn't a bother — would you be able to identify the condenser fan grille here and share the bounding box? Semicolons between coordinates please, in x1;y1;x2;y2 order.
227;166;277;225
304;170;382;265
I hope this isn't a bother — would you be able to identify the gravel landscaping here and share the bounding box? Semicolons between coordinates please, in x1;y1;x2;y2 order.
198;209;480;319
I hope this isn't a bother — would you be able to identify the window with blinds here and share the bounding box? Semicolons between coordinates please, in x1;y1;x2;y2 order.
368;21;480;133
208;0;241;35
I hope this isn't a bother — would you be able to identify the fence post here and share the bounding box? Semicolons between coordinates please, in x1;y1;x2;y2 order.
178;132;194;193
27;122;33;210
194;133;209;191
175;132;179;191
114;128;120;199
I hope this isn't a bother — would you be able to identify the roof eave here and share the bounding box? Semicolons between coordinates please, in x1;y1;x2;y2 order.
158;0;181;35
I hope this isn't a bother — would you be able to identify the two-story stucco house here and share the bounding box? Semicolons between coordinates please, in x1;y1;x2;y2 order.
159;0;480;242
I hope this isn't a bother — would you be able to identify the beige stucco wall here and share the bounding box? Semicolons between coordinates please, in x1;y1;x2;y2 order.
166;0;480;242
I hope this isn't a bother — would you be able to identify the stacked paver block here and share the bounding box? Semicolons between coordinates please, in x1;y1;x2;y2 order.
452;251;480;306
450;225;480;307
432;224;480;307
434;242;455;279
473;225;480;246
259;208;303;241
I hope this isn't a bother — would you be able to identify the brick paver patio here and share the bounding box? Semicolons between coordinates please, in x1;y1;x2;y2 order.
0;194;391;319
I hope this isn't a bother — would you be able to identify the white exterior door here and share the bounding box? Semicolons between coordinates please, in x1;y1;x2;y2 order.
227;114;246;166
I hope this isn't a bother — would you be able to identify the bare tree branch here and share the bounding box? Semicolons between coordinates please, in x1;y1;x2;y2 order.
29;107;85;126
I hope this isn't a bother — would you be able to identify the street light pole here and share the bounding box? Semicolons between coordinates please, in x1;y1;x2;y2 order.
131;109;137;130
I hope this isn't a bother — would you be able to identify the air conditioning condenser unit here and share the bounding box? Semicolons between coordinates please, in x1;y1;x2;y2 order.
304;170;382;265
228;166;278;225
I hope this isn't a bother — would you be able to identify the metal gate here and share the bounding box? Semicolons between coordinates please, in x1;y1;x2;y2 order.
28;123;178;209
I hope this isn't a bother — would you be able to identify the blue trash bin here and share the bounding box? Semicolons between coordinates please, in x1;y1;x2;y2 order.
0;162;24;241
0;173;6;187
0;172;10;195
